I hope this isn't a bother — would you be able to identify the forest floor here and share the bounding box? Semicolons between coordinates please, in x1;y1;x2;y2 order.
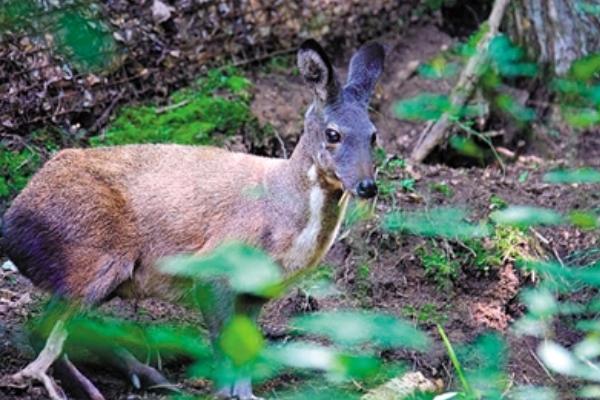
1;22;598;400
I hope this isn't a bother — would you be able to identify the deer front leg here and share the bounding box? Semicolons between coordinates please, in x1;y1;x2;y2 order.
196;281;265;400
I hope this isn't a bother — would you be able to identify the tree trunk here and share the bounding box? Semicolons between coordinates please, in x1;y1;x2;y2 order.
506;0;600;75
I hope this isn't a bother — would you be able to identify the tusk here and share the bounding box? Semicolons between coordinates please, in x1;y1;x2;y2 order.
338;190;350;206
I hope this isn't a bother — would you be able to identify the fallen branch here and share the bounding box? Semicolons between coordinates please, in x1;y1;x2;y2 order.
410;0;512;163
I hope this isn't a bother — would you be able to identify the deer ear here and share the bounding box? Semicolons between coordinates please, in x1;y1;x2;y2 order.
344;42;385;106
297;39;339;104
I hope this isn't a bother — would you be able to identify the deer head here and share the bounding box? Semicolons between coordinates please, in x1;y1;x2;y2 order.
297;39;384;199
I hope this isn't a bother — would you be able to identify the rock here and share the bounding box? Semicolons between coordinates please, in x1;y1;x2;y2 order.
361;371;438;400
1;260;17;272
152;0;174;24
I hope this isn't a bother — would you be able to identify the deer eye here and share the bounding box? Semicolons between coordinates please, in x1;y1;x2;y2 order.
325;128;341;144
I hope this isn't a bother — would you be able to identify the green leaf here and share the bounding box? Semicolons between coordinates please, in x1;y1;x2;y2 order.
488;35;538;78
518;171;529;183
569;211;598;230
519;261;600;291
394;93;451;121
537;341;577;375
544;168;600;184
55;11;117;71
218;315;264;366
461;334;509;398
0;177;9;197
160;242;282;297
489;194;508;210
384;208;489;239
418;57;459;80
449;135;484;159
579;385;600;398
291;311;430;350
145;325;210;359
490;206;563;228
344;199;373;228
264;342;381;380
400;178;416;192
496;93;536;123
510;386;557;400
521;288;559;318
564;108;600;128
571;53;600;81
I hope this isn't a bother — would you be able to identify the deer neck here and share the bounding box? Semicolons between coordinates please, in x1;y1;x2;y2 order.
269;134;349;271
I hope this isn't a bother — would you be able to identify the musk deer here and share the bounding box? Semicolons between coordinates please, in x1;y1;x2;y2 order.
2;39;384;400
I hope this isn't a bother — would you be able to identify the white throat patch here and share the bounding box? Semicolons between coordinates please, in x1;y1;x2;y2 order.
284;165;325;270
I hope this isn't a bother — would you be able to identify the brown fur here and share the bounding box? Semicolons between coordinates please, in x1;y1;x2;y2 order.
3;137;343;304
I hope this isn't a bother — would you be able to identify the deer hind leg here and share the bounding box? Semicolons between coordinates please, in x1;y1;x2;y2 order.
53;355;105;400
68;253;178;394
103;347;179;393
3;253;136;399
5;318;69;400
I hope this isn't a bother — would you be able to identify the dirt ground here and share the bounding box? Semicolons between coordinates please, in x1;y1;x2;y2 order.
1;22;598;399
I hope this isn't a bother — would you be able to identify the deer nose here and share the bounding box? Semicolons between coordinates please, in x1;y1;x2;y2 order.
356;179;377;199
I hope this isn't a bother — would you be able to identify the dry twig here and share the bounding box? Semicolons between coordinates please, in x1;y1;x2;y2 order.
410;0;512;163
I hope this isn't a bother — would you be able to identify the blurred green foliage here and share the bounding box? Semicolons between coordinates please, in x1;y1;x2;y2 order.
219;315;265;366
544;168;600;184
291;311;430;350
456;334;508;399
0;0;118;71
343;199;374;229
160;241;282;297
394;93;453;121
554;54;600;127
91;69;261;147
384;208;489;239
418;56;460;80
577;1;600;14
506;172;600;399
27;241;434;398
490;205;563;228
395;33;538;129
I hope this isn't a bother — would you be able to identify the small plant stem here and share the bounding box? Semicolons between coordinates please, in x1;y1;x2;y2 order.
437;324;474;397
456;120;506;175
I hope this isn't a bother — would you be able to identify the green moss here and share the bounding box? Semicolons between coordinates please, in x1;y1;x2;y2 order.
91;68;261;147
374;151;410;200
464;239;503;272
402;303;448;325
0;147;41;200
417;245;460;289
431;182;454;197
